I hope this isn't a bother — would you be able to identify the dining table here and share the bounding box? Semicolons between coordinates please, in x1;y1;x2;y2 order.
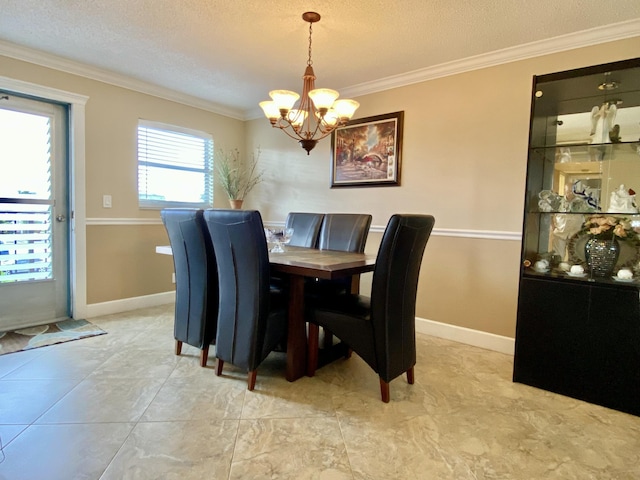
269;246;376;381
156;244;376;381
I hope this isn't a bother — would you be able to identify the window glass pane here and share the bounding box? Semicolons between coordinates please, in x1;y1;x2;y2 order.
0;108;53;283
0;109;52;200
137;120;213;208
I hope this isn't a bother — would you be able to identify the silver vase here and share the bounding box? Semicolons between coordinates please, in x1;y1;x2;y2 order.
584;237;620;277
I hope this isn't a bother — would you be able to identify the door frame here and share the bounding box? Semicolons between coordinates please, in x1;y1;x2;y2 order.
1;75;88;319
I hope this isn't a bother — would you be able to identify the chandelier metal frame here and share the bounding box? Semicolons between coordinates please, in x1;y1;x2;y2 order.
259;12;359;154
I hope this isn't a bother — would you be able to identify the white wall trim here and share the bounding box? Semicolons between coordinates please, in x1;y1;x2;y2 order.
266;220;521;241
85;291;175;318
340;19;640;99
85;291;514;356
0;39;244;121
430;228;521;241
88;217;522;242
416;316;515;356
86;217;162;226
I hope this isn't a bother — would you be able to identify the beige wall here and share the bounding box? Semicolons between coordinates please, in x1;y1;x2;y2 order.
2;36;639;336
0;55;244;304
247;36;640;338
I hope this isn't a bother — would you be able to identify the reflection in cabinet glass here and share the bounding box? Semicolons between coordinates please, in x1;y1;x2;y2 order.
522;58;640;281
514;58;640;417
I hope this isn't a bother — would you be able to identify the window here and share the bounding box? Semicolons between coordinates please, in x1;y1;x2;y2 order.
137;120;213;208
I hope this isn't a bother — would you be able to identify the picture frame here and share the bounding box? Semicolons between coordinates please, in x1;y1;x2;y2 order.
330;111;404;188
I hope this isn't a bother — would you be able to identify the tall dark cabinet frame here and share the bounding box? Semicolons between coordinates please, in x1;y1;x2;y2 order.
513;57;640;417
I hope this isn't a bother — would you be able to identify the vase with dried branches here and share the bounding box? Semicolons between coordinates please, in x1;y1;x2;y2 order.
216;148;264;209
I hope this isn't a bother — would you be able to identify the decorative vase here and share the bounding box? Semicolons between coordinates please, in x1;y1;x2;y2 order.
229;199;243;209
584;237;620;277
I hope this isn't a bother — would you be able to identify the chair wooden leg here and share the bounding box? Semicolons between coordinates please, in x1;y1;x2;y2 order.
216;358;224;376
322;328;334;349
379;378;390;403
199;346;209;367
406;366;415;384
345;348;353;359
175;340;182;356
247;370;257;391
307;323;319;377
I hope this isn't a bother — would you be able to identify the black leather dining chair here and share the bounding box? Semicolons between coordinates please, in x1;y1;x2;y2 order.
160;208;218;367
285;212;324;248
203;209;288;391
307;214;435;402
310;213;372;347
315;213;372;292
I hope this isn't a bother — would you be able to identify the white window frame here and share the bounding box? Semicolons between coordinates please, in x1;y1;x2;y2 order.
137;119;214;209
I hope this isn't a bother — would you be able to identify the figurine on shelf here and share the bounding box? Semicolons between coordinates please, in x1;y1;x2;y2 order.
551;185;584;260
589;102;617;161
609;124;621;143
590;103;617;144
571;180;600;211
609;184;637;213
555;147;572;163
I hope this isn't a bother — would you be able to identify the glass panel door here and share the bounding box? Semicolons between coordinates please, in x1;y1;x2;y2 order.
0;94;69;329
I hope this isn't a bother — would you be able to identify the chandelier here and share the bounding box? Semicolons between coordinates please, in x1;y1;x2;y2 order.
259;12;360;155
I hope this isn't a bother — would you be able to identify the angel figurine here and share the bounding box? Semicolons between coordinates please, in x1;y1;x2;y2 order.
609;184;637;213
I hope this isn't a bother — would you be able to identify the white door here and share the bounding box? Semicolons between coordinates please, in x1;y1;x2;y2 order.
0;93;69;330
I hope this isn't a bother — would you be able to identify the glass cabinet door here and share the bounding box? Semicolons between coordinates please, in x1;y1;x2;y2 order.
522;58;640;283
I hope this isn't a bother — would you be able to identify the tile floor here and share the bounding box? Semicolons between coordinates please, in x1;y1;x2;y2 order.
1;304;639;479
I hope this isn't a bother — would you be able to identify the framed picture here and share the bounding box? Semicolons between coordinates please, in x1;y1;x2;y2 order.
330;111;404;188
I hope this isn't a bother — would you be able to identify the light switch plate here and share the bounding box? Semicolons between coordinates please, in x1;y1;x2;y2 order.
103;194;112;208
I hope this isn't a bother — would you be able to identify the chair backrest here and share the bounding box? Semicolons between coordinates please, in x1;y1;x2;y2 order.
160;208;218;348
370;214;435;382
285;212;324;248
203;209;275;371
317;213;372;253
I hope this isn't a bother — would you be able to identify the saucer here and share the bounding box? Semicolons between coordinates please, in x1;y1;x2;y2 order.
566;272;587;278
533;268;549;273
612;276;634;283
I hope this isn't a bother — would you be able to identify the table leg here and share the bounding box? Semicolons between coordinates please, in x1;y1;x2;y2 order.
285;275;307;381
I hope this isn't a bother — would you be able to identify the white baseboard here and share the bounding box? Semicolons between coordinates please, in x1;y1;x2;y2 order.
85;291;175;318
416;317;515;356
85;293;514;356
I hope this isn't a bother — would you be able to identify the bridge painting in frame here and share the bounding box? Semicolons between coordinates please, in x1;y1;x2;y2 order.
330;111;403;188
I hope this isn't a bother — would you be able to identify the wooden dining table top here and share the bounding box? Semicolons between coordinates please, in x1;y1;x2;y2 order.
156;244;376;279
268;246;376;279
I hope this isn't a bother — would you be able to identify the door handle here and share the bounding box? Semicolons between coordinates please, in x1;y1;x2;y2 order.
56;214;66;222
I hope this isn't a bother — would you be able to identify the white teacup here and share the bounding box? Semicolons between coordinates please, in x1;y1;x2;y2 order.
570;265;584;275
534;260;549;271
559;262;570;272
617;268;633;280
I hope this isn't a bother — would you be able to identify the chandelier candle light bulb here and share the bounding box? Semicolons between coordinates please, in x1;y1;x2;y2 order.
259;12;360;154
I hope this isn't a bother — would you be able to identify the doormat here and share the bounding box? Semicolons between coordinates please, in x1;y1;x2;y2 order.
0;319;106;356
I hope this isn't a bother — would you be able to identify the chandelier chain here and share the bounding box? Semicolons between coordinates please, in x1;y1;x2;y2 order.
307;22;313;67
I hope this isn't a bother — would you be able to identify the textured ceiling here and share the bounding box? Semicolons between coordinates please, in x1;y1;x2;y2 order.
1;1;640;119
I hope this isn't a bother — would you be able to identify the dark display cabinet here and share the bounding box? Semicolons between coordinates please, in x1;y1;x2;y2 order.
513;58;640;416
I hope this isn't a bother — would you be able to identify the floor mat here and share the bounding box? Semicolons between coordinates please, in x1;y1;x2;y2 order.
0;319;106;355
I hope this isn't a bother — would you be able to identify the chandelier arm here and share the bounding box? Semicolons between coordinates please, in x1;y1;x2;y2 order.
273;120;307;142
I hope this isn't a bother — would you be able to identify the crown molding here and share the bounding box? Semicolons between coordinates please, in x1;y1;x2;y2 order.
2;18;639;122
0;40;245;120
339;18;640;99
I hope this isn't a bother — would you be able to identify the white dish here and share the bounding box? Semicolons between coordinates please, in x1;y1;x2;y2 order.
612;276;634;283
533;268;549;273
566;272;587;278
